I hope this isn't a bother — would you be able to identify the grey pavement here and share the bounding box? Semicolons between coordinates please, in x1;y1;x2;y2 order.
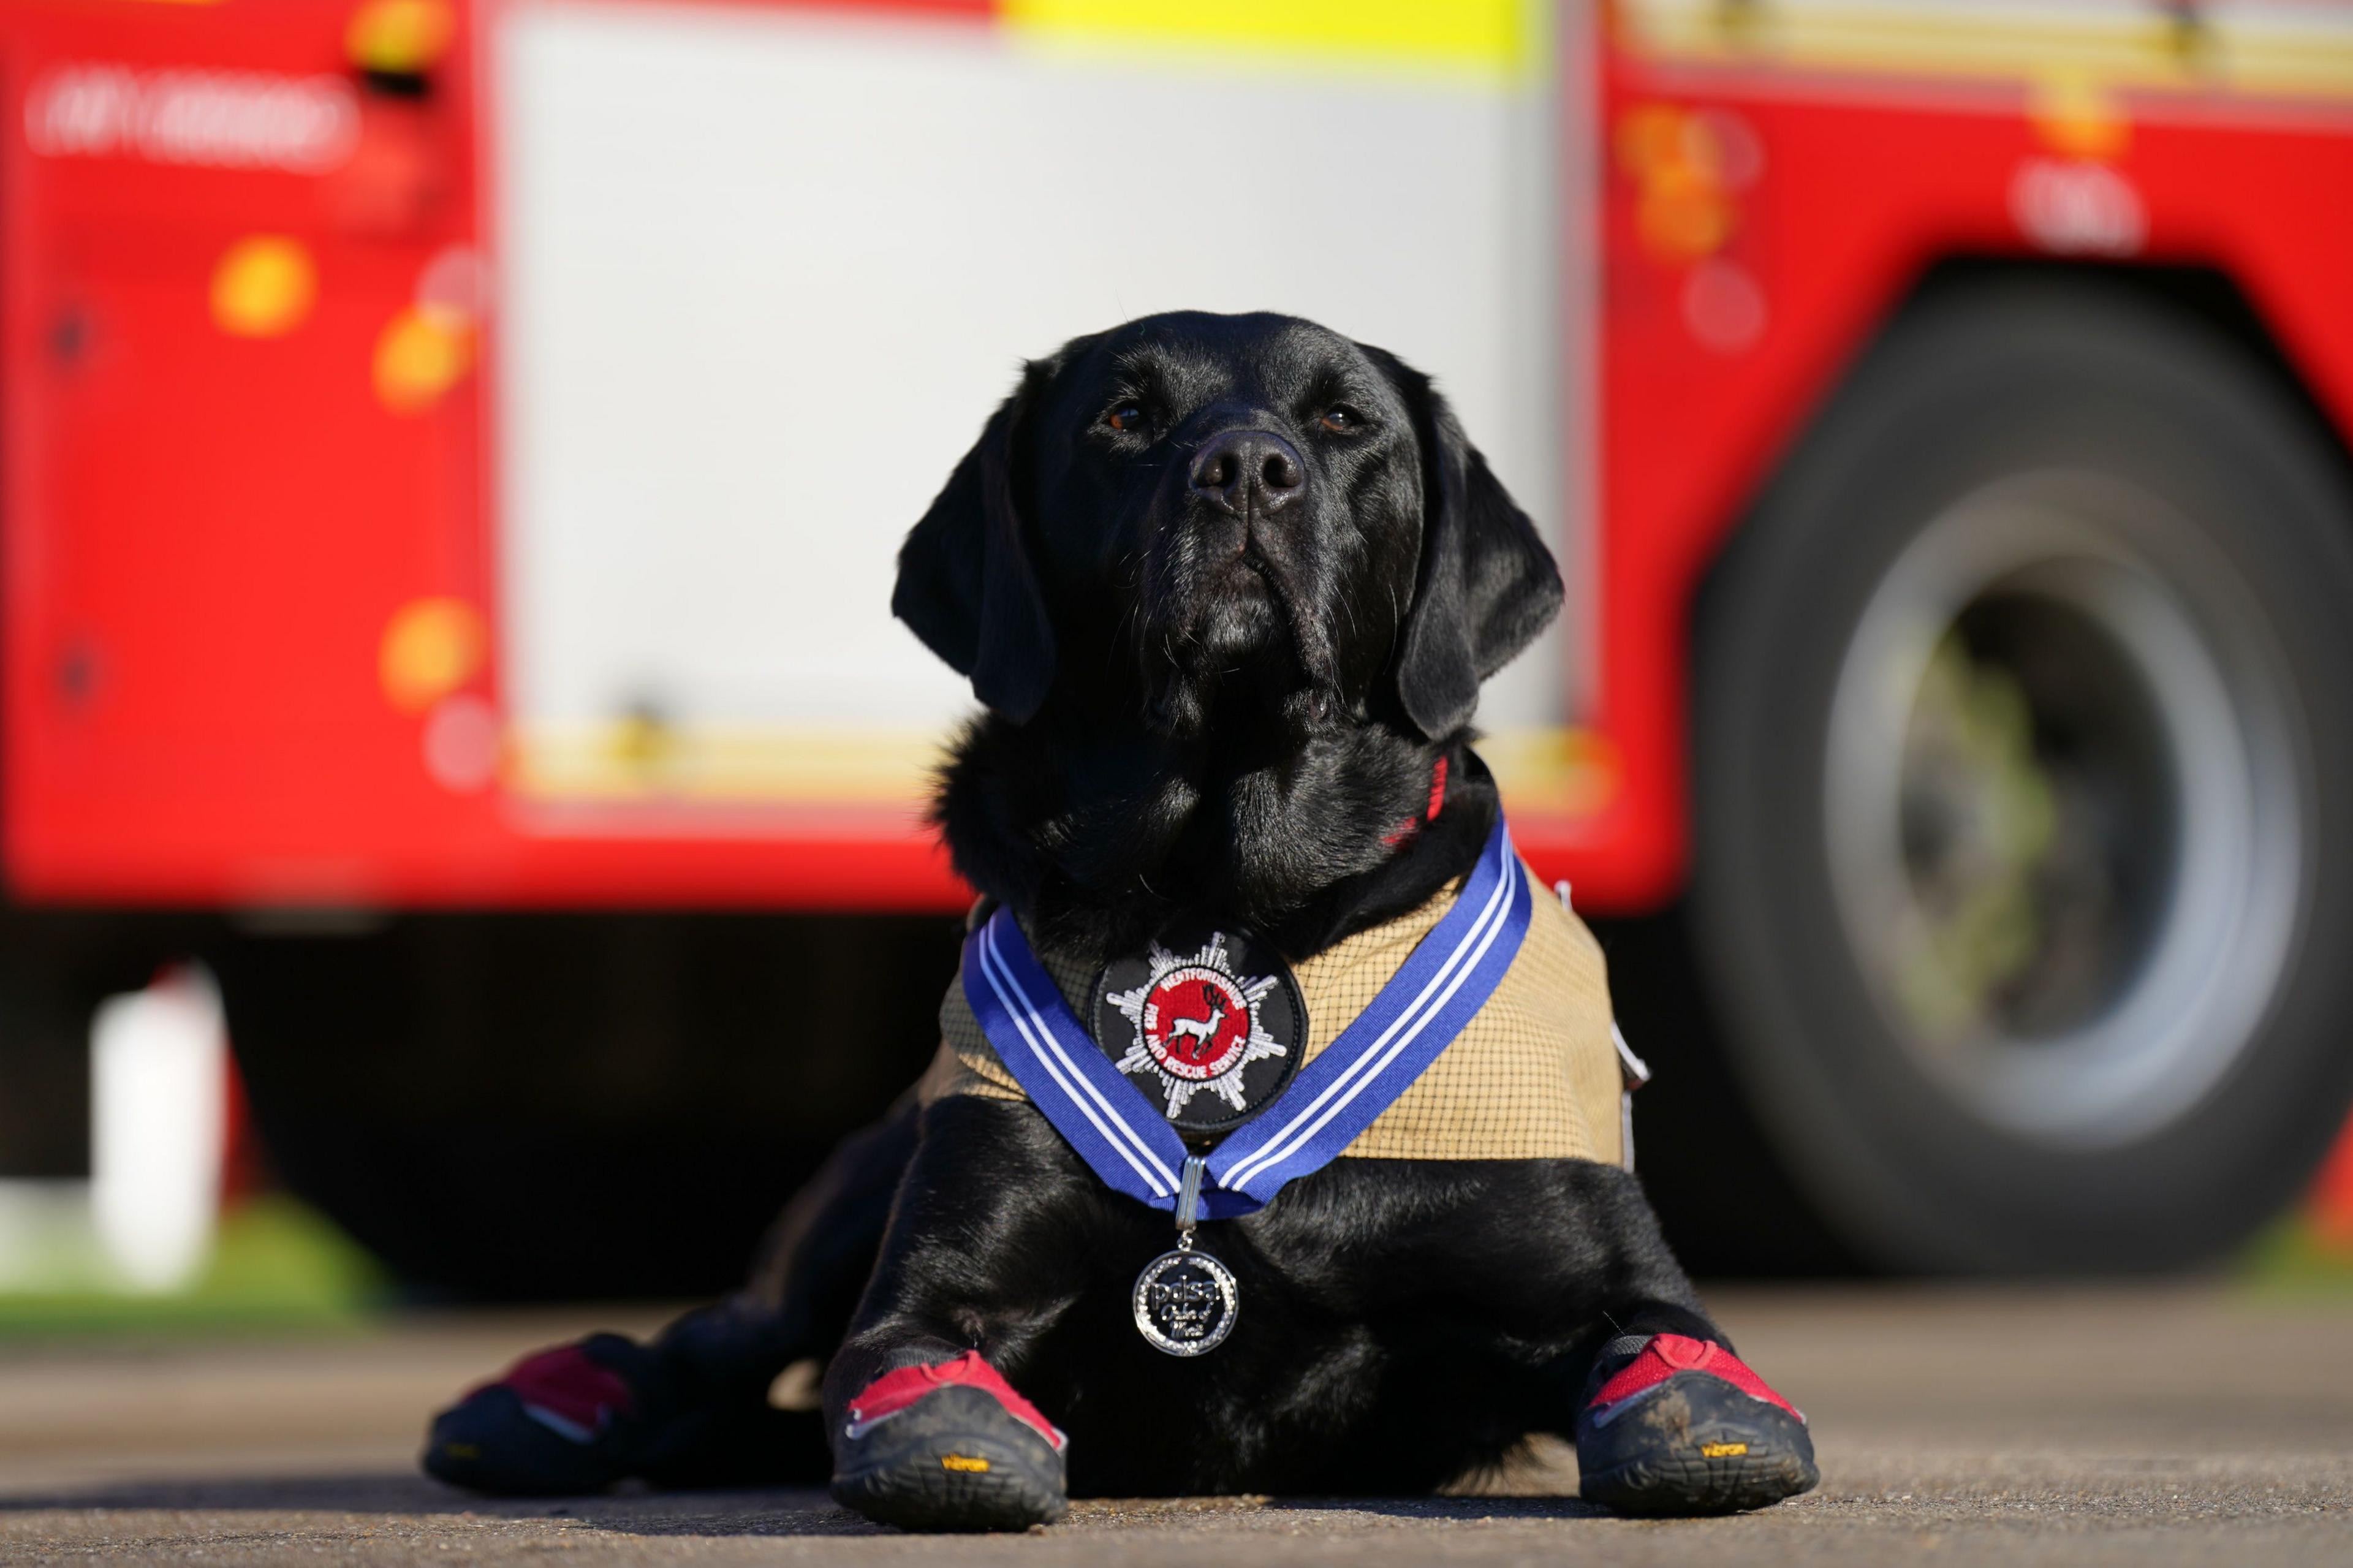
2;1286;2350;1564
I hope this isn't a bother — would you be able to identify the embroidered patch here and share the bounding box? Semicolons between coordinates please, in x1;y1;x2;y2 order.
1093;926;1305;1132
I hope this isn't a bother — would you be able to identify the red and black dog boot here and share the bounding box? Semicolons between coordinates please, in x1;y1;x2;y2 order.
1574;1333;1819;1515
831;1352;1067;1532
423;1333;661;1496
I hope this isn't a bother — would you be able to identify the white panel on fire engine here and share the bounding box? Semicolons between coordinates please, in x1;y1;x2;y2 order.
496;1;1559;811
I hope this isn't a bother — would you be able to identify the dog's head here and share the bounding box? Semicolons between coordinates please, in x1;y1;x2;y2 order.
893;312;1559;741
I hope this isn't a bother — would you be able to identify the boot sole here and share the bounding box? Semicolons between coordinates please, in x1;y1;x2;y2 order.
422;1387;621;1497
831;1385;1067;1532
1578;1371;1820;1516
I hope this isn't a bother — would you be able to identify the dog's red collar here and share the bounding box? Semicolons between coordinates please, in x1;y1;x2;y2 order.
1384;754;1450;848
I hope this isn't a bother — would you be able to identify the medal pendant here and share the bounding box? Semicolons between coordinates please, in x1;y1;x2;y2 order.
1132;1240;1238;1357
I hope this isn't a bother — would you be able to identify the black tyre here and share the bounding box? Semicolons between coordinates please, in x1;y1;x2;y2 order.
1691;277;2353;1271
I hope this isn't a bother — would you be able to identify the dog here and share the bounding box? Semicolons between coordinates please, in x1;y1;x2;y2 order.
425;311;1817;1529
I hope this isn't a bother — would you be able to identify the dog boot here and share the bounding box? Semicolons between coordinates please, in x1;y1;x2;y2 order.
1574;1332;1818;1515
423;1333;657;1495
831;1351;1067;1532
424;1315;828;1496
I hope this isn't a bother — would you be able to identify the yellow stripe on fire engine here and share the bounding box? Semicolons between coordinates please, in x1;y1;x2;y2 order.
510;723;951;806
1618;0;2353;104
1004;0;1534;78
508;720;1613;812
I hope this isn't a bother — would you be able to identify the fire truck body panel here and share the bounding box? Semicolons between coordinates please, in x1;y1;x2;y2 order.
5;0;1594;911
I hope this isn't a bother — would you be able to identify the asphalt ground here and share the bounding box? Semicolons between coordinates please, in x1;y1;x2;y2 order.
2;1286;2349;1566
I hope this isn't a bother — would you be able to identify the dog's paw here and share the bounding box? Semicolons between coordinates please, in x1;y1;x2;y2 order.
832;1354;1067;1532
1573;1334;1818;1516
423;1334;654;1496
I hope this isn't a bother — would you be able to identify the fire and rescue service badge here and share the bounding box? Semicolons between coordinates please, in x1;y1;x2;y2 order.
1093;926;1305;1134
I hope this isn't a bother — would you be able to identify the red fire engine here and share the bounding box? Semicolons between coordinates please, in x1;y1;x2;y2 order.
6;0;2353;1290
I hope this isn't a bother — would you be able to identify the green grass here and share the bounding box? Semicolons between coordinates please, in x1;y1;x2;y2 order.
2236;1212;2353;1297
0;1195;388;1338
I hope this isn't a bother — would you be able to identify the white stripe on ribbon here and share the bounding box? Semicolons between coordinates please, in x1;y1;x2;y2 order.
1220;831;1521;1192
974;920;1181;1199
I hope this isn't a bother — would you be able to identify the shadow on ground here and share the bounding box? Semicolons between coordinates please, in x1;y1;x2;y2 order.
0;1472;1608;1541
0;1474;879;1536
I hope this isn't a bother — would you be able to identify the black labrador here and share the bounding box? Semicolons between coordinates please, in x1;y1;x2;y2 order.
425;311;1817;1529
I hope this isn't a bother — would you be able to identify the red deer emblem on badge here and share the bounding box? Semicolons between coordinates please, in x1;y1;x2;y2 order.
1104;933;1291;1121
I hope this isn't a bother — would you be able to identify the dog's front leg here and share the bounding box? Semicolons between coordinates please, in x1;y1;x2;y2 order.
823;1097;1092;1532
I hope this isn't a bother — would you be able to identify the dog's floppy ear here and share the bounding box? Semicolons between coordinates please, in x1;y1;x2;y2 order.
1381;355;1563;739
892;362;1058;723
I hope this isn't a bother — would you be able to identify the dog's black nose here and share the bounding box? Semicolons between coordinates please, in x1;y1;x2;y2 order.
1189;430;1305;517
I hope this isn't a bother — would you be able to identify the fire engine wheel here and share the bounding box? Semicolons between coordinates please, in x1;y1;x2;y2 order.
1692;278;2353;1271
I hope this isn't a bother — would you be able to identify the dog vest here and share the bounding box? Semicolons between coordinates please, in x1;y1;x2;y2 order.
920;853;1639;1172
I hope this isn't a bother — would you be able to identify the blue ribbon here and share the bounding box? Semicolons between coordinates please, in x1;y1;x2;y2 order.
961;814;1533;1218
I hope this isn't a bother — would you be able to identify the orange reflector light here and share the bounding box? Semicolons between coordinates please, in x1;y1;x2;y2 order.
1617;104;1757;265
374;304;474;413
380;597;487;714
210;237;316;338
2029;70;2131;161
348;0;455;75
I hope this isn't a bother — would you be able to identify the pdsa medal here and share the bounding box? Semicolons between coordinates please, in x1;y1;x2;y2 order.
1132;1156;1239;1356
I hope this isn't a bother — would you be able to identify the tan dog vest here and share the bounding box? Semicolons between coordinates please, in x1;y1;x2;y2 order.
920;865;1633;1168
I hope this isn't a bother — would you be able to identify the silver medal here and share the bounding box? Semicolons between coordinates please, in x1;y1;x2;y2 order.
1134;1153;1238;1356
1132;1240;1239;1356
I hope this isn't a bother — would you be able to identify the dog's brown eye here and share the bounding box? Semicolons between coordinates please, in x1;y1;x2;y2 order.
1320;404;1360;433
1107;403;1148;433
